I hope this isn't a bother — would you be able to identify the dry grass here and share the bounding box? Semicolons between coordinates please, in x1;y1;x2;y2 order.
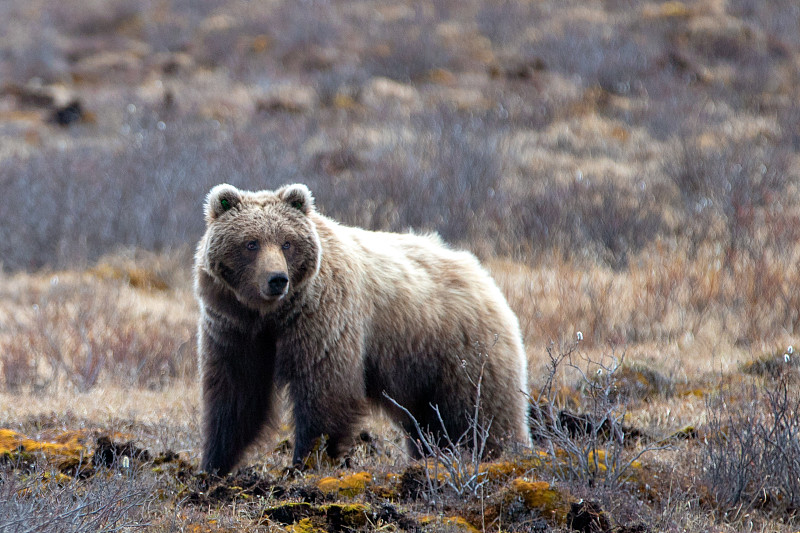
0;258;196;393
0;0;799;530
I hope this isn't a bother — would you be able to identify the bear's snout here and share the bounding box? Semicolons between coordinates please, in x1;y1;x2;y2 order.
262;272;289;297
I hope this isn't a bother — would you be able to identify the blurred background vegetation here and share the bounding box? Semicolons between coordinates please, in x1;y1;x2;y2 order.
1;1;800;530
0;0;797;273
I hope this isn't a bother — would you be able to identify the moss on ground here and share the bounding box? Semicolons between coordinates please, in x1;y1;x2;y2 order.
0;428;90;474
0;427;668;531
316;471;372;497
478;452;546;482
420;514;482;532
509;478;571;525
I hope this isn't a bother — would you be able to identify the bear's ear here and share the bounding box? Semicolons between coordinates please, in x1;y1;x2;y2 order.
277;183;314;215
205;184;242;223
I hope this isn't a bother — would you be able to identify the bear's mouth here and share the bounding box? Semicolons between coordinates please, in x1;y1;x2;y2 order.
228;285;287;312
258;291;286;303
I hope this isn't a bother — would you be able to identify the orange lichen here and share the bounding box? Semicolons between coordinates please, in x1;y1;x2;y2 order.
420;515;481;533
0;428;88;462
286;518;325;533
510;478;571;525
42;471;72;484
316;471;372;497
317;476;341;493
479;452;547;482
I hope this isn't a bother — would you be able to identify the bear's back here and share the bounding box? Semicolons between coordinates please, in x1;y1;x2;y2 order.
316;217;504;315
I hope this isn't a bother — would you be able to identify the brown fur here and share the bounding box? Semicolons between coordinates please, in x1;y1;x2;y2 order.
195;183;531;474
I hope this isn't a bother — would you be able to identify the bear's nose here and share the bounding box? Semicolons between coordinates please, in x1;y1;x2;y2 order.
265;272;289;295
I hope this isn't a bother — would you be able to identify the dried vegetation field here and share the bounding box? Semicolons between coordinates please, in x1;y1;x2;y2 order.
0;0;799;531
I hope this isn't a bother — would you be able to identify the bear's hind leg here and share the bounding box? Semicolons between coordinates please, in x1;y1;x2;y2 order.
397;395;485;460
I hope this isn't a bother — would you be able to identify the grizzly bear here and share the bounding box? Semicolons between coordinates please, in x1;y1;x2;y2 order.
195;183;530;474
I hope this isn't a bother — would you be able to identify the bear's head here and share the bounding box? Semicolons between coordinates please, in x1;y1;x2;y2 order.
199;183;322;311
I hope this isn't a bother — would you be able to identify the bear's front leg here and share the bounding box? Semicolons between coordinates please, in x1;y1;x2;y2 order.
284;339;367;467
200;327;276;475
290;383;364;467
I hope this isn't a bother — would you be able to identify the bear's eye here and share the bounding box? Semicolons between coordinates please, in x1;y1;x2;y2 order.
245;240;259;251
282;241;291;250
